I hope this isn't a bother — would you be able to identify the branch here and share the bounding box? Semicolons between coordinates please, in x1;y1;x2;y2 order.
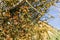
26;0;40;13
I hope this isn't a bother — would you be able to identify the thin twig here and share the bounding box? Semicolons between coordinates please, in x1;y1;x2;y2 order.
26;0;40;13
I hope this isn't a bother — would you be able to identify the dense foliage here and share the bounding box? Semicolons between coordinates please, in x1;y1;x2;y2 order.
0;0;60;40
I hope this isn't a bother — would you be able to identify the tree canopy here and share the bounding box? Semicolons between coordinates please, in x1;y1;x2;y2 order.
0;0;60;40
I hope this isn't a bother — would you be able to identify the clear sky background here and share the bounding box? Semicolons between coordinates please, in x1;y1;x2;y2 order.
40;3;60;30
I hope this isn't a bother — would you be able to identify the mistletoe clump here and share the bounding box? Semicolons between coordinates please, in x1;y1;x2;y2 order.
0;0;60;40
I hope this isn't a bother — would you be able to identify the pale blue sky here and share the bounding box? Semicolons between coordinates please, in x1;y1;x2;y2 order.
40;3;60;29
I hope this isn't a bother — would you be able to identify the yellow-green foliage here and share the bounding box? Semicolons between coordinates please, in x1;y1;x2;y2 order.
0;0;60;40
